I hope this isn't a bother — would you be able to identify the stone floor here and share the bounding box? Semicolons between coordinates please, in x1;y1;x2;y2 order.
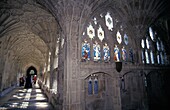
0;84;53;110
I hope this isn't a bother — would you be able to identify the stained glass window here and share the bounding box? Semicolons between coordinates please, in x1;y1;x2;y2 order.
155;37;166;65
82;11;131;63
82;40;90;61
124;34;128;45
150;51;154;64
103;43;110;62
114;45;120;62
156;41;160;51
157;53;160;64
141;39;145;48
97;25;104;41
141;26;167;65
94;77;98;94
87;75;99;95
145;50;150;64
116;31;122;44
105;12;113;31
160;41;164;51
142;51;145;64
87;23;95;39
88;78;93;95
146;38;150;49
160;52;164;64
149;27;154;41
93;41;101;61
122;46;127;61
93;17;97;25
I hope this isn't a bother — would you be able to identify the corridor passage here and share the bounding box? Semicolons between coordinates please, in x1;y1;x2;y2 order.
0;84;53;110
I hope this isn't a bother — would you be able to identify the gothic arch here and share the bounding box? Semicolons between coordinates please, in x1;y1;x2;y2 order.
26;66;37;77
120;71;147;110
145;71;169;110
84;72;119;110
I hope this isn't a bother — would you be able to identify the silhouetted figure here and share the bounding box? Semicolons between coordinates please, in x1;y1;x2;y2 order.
19;76;25;86
25;76;32;88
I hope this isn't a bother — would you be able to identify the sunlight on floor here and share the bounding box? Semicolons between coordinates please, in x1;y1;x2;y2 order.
20;102;29;108
0;87;51;110
24;92;31;101
12;94;23;99
35;96;46;100
36;93;44;97
35;102;49;108
35;89;42;93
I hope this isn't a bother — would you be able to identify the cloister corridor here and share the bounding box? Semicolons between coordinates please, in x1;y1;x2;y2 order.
0;0;170;110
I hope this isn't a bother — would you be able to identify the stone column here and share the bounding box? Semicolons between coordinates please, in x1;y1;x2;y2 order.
35;1;112;109
49;49;55;89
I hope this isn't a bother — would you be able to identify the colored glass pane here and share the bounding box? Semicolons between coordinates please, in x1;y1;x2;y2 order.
93;17;97;25
122;46;127;61
141;39;145;48
103;43;110;62
157;54;160;64
160;52;164;64
156;39;160;51
160;41;164;51
150;51;154;64
124;34;128;45
93;41;101;61
97;25;104;41
149;27;154;41
114;45;120;62
87;23;95;39
88;78;93;95
146;38;150;49
105;12;113;31
94;78;98;94
145;50;150;64
82;40;90;61
142;51;145;64
116;31;122;44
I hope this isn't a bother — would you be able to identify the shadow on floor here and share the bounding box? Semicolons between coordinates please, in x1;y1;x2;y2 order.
0;84;53;110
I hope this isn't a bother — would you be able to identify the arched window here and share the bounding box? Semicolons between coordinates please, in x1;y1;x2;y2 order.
81;11;133;63
30;70;35;75
87;74;98;95
141;27;167;65
149;27;154;41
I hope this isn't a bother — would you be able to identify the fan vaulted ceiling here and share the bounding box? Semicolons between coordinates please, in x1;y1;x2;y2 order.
0;0;59;70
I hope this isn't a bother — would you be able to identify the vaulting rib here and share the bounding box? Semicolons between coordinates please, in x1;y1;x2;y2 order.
112;0;167;38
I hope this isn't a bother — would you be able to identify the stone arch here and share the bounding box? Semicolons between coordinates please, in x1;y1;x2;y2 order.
24;63;39;75
26;66;37;77
120;71;147;110
145;71;169;110
84;72;119;110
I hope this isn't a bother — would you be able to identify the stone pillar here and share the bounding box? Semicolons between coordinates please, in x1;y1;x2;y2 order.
50;50;55;89
59;13;84;109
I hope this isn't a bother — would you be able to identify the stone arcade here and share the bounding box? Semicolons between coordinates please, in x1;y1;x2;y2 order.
0;0;170;110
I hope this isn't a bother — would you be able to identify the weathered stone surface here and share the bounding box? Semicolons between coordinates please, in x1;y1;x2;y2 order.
0;0;170;110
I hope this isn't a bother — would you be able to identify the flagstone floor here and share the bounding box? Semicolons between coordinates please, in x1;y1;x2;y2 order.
0;84;53;110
